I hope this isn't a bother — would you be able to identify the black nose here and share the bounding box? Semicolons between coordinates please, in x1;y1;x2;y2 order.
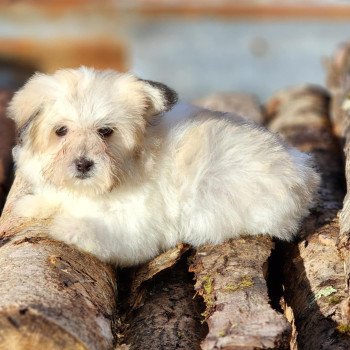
75;157;94;174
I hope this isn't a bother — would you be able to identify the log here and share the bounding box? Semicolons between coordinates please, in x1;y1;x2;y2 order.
116;93;275;350
194;92;264;124
190;237;291;349
0;175;118;349
121;250;206;350
189;93;291;350
115;223;204;350
266;85;350;349
0;89;15;210
326;43;350;245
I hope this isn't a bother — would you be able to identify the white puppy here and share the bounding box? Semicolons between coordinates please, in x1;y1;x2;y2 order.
8;67;319;266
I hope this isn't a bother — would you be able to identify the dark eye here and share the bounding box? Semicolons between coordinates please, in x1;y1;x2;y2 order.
55;126;68;137
98;127;114;138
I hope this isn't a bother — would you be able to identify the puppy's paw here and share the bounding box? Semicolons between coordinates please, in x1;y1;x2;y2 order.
49;214;109;261
13;195;57;219
50;215;84;242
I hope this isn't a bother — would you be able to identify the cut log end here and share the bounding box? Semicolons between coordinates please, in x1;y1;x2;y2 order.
0;308;88;350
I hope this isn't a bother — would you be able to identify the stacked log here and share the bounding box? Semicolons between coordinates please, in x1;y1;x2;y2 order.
3;63;350;349
327;43;350;255
190;94;292;350
0;175;118;349
266;85;350;349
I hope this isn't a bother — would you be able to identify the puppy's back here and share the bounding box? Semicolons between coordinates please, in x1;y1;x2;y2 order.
163;107;319;245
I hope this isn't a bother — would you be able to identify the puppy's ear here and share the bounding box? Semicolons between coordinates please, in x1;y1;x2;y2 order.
140;79;178;118
7;73;52;132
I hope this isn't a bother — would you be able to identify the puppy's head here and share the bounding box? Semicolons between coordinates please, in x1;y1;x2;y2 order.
8;67;178;194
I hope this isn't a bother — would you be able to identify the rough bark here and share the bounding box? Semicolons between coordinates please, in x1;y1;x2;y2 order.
128;243;190;310
190;237;291;350
326;43;350;257
189;93;291;350
266;85;350;349
121;253;206;350
116;239;204;349
0;175;117;350
0;89;15;211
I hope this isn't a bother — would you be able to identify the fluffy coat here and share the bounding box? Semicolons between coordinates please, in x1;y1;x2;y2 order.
8;67;320;266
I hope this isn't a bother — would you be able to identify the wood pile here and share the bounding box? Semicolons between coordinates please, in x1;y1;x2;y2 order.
1;45;350;349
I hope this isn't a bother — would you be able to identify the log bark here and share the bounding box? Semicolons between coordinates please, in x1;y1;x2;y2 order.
189;93;291;350
0;89;15;211
116;233;205;350
121;252;206;350
190;237;291;350
0;175;118;350
326;43;350;251
266;85;350;349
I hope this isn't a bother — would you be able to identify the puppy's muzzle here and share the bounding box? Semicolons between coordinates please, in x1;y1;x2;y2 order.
75;157;94;179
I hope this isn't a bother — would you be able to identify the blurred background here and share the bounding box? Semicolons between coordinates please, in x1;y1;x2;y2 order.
1;0;350;102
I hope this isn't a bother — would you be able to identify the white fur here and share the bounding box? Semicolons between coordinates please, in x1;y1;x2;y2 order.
8;67;320;266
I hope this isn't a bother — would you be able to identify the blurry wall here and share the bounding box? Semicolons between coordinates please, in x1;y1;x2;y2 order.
1;0;350;101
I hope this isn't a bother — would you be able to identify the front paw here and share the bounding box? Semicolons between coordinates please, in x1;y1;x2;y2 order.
49;214;109;261
13;195;57;219
49;215;86;244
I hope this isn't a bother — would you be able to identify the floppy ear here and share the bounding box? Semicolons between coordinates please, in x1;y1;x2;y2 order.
7;73;52;134
140;79;178;119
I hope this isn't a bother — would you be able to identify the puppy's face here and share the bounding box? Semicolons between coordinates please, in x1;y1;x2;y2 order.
8;68;177;195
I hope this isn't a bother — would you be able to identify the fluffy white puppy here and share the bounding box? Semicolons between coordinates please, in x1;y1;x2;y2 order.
8;67;319;266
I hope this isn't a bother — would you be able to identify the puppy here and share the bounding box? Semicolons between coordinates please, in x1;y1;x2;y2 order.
8;67;320;266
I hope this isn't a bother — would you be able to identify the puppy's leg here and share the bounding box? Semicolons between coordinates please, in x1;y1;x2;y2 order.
49;213;112;262
13;194;59;219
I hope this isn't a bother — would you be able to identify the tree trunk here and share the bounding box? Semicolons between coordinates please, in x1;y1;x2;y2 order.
266;85;350;349
0;175;118;350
